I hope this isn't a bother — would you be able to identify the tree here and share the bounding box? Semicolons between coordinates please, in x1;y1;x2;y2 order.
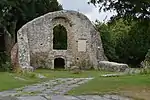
95;21;118;62
0;0;62;71
89;0;150;20
0;0;62;54
96;19;150;67
115;20;150;66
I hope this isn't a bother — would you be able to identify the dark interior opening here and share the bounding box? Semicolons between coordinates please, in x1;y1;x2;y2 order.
54;58;65;69
0;34;5;52
53;24;67;50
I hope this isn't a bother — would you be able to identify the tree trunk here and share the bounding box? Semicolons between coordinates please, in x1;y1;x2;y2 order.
4;21;17;56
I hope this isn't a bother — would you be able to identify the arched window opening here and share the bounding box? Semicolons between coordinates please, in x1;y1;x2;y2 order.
53;24;67;50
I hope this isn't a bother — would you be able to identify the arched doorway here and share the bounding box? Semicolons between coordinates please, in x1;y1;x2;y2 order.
53;24;67;50
54;58;65;69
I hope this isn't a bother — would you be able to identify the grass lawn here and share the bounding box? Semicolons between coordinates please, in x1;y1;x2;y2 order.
0;72;40;91
0;69;150;100
0;69;111;91
35;69;112;78
68;74;150;100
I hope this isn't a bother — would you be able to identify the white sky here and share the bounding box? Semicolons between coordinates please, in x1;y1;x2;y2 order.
58;0;116;22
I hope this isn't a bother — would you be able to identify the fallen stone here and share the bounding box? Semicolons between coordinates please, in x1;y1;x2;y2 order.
0;96;18;100
99;61;129;72
51;95;79;100
124;68;141;74
70;66;81;74
103;95;132;100
101;73;125;77
36;74;46;79
14;77;27;81
77;95;107;100
0;90;18;97
17;96;47;100
22;86;45;93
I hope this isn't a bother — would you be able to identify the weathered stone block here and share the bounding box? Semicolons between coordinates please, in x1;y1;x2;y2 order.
124;68;141;74
70;66;81;74
98;61;128;72
0;96;18;100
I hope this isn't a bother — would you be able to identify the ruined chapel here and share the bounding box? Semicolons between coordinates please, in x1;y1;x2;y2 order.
17;10;107;70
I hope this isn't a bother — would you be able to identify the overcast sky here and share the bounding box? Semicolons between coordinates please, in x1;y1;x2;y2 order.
58;0;116;22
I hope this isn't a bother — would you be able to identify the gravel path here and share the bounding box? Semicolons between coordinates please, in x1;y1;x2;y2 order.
0;78;132;100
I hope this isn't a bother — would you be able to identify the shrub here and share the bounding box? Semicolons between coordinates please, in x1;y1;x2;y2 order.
140;68;150;75
0;52;12;72
96;19;150;67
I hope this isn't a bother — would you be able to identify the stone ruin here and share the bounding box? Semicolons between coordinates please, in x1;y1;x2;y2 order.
11;10;129;72
15;10;107;70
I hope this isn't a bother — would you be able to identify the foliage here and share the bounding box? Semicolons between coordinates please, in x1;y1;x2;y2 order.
0;0;62;37
89;0;150;20
140;68;150;74
96;19;150;67
0;52;12;72
145;49;150;61
116;20;150;66
141;49;150;69
0;0;62;71
91;0;150;67
21;72;37;79
95;20;118;62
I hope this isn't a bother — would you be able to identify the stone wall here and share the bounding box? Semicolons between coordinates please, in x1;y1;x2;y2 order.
17;10;107;70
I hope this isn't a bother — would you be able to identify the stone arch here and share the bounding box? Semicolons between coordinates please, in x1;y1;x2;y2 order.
51;16;73;51
53;24;67;50
53;55;67;69
52;16;72;27
54;58;65;69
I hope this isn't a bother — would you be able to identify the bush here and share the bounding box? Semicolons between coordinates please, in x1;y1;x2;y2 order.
23;72;37;78
115;21;150;67
140;68;150;75
96;19;150;67
141;49;150;69
0;52;12;72
96;22;118;62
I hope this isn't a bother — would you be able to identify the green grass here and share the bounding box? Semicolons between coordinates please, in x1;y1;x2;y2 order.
1;69;150;99
68;74;150;100
35;69;112;78
69;74;150;94
0;69;111;91
0;72;40;91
